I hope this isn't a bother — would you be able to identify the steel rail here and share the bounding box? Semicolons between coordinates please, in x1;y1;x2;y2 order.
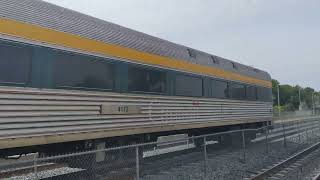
249;141;320;180
313;172;320;180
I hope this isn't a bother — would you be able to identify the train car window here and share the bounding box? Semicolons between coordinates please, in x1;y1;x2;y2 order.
266;88;272;102
211;80;229;98
53;52;114;90
257;87;265;101
246;86;258;100
175;75;203;97
128;66;166;93
0;42;32;85
230;83;246;99
258;87;272;102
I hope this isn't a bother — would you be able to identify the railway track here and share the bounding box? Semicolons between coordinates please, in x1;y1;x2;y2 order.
247;141;320;180
0;162;85;180
0;162;61;179
312;172;320;180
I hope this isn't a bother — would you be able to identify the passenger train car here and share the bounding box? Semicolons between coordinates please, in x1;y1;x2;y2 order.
0;0;272;157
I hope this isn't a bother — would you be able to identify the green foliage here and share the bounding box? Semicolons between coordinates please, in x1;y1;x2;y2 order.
272;79;319;111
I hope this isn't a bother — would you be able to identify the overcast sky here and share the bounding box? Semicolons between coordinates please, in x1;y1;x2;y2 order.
43;0;320;90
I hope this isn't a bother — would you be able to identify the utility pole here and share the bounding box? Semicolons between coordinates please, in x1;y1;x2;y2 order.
277;84;281;117
298;87;302;111
312;92;315;115
278;84;287;147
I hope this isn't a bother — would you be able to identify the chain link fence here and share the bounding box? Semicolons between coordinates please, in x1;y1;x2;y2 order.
1;116;320;180
273;110;313;120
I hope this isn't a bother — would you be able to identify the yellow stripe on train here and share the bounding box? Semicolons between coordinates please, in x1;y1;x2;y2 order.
0;18;271;88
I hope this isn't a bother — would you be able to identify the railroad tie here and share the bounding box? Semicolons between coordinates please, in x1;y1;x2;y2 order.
274;173;285;177
267;177;281;180
284;167;294;171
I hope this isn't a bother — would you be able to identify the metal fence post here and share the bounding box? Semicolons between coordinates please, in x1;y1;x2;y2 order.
265;126;269;154
192;135;195;146
33;153;38;180
282;121;287;148
313;119;316;139
241;130;246;163
136;146;140;180
305;120;309;143
203;136;207;176
318;119;320;139
318;119;320;138
298;119;301;143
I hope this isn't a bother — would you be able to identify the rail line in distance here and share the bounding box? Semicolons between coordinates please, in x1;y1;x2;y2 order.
247;141;320;180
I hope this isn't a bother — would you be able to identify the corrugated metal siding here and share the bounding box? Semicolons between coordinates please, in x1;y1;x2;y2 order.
0;0;270;81
0;87;272;145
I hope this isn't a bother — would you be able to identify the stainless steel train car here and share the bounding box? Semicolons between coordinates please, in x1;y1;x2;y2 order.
0;0;272;157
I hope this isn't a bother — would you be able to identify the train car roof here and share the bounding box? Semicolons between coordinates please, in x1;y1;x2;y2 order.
0;0;271;86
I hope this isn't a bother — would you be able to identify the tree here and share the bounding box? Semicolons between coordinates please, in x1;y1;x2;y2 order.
302;87;315;109
272;79;279;106
279;84;299;111
271;79;318;111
